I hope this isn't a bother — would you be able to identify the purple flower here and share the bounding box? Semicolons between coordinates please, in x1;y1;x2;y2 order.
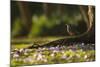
36;53;43;61
13;53;19;58
19;48;24;53
49;47;55;50
61;55;67;59
23;56;34;63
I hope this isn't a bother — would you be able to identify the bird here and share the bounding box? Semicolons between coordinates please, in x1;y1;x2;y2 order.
66;24;76;36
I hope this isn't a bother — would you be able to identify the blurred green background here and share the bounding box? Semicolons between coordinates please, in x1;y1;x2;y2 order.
11;1;92;39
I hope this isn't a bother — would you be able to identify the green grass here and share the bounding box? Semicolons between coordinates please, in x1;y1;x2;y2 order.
11;44;31;50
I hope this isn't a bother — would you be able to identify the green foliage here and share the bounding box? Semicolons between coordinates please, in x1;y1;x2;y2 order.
12;11;82;38
28;15;49;37
12;18;22;37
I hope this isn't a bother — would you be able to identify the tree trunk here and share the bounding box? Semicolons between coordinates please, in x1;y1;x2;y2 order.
17;1;32;37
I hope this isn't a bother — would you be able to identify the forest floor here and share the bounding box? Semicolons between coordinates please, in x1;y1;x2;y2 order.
11;37;95;67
